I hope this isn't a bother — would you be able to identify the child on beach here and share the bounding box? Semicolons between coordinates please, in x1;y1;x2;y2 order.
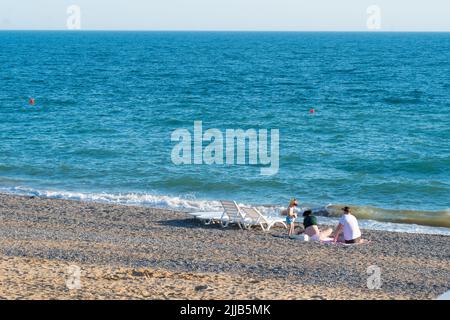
286;199;298;238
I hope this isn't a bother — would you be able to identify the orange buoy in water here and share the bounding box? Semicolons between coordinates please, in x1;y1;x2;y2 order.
309;108;315;114
29;98;35;106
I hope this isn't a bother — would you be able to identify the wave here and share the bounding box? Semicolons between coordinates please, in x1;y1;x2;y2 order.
1;186;223;212
0;186;449;236
325;204;450;228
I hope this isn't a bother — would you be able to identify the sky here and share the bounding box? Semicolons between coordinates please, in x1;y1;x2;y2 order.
1;0;450;31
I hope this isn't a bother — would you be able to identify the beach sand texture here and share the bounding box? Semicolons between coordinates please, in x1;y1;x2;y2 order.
0;194;448;300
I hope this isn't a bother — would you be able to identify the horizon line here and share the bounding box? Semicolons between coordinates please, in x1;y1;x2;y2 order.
1;29;450;33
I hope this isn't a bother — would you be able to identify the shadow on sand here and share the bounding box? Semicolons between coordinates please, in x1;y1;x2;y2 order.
157;218;242;231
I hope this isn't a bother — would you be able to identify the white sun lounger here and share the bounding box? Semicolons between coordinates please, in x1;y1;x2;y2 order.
240;207;287;231
191;211;223;225
189;200;246;228
219;200;246;229
190;201;285;231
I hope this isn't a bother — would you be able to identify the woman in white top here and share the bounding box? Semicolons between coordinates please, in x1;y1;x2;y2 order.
333;206;362;243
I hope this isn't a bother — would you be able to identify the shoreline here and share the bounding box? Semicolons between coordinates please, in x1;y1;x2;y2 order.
1;190;449;235
0;193;449;300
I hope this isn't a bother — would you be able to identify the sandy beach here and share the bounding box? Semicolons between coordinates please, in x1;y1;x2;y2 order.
0;193;448;300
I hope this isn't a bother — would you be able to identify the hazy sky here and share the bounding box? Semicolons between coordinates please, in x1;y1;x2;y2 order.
1;0;449;31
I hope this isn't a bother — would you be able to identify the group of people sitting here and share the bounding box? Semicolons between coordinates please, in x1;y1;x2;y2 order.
285;199;363;244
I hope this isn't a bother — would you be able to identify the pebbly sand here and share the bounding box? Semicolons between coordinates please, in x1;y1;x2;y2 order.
0;193;448;300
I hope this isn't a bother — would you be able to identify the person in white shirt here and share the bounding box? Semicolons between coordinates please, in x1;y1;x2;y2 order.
333;206;362;244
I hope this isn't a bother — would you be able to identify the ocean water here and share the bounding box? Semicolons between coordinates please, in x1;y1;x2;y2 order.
0;31;449;234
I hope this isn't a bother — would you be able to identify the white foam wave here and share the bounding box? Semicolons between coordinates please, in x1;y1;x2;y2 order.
2;186;223;212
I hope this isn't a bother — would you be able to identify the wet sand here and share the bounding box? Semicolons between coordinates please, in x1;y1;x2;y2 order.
0;193;448;300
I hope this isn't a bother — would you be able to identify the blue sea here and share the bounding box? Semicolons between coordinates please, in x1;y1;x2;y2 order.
0;31;449;234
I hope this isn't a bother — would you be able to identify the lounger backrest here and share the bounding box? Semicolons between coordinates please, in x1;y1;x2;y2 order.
220;200;243;219
240;207;261;221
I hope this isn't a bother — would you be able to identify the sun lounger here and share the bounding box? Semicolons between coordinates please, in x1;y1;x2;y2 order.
189;201;285;231
240;207;287;231
191;211;224;225
219;200;246;228
188;200;245;228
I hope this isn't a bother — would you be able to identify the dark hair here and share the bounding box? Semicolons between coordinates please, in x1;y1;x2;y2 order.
302;209;312;217
342;206;350;213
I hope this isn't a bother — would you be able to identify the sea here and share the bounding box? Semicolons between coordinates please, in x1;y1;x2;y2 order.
0;31;449;235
